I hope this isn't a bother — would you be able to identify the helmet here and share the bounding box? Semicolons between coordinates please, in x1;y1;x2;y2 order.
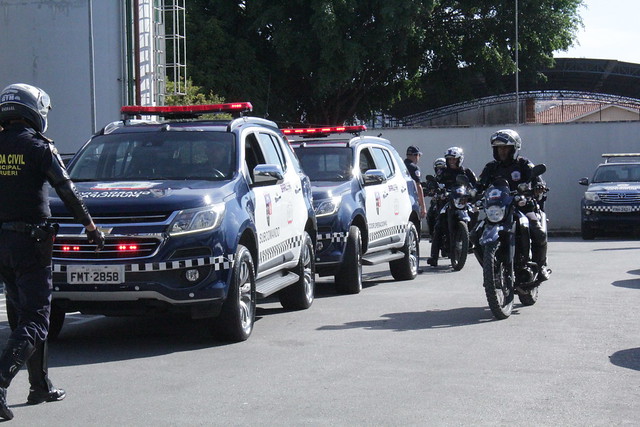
444;146;464;167
433;157;446;171
0;83;51;132
490;129;521;160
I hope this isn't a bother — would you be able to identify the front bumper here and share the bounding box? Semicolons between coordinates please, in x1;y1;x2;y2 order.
581;203;640;232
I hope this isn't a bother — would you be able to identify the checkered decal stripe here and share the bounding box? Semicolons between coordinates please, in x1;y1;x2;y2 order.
370;224;408;242
259;235;303;265
53;255;234;273
318;231;348;243
587;206;640;212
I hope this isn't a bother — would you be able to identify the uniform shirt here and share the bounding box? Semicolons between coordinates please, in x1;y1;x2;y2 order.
436;166;478;190
0;123;54;223
479;156;534;191
404;158;422;183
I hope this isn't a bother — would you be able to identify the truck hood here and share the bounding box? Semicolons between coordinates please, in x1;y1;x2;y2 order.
587;182;640;192
311;181;352;201
49;179;239;215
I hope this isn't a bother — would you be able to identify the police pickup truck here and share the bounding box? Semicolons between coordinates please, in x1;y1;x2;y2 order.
579;153;640;239
287;126;421;294
44;103;316;342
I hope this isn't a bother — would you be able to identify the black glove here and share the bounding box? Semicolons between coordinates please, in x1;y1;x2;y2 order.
86;228;105;251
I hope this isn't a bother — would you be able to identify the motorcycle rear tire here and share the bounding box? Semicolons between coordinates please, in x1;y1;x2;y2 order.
482;241;514;319
450;221;469;271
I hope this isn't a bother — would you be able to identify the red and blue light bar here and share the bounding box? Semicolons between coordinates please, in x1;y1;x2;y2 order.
282;125;366;136
121;102;253;117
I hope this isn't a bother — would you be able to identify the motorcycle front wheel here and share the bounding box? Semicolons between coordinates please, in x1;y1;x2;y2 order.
450;221;469;271
482;241;514;319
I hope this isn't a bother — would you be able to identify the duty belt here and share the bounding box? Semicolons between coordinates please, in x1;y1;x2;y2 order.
0;221;39;233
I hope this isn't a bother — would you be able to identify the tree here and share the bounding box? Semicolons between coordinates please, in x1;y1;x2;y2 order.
185;0;583;124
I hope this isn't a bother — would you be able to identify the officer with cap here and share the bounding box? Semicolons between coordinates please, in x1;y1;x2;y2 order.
404;146;427;219
0;83;105;420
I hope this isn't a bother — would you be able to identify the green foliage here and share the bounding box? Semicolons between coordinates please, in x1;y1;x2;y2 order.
184;0;584;124
164;78;231;120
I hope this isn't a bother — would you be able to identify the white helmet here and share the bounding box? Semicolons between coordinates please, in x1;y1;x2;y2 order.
444;146;464;167
490;129;522;160
433;157;446;171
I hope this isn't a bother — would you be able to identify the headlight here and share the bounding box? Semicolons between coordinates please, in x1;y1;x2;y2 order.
454;197;468;209
485;205;505;223
169;204;225;235
314;196;341;217
584;192;600;202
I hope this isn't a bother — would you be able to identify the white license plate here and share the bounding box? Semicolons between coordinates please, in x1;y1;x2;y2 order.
67;265;125;284
609;206;634;213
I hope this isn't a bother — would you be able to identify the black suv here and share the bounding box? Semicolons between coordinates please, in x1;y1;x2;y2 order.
579;153;640;239
287;126;421;294
39;103;316;342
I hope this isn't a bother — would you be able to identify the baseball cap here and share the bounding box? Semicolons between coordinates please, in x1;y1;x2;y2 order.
406;145;422;155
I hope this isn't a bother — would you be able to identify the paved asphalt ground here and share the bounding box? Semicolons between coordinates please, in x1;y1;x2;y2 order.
0;237;638;426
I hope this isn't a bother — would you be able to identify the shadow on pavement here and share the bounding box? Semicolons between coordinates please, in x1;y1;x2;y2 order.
316;305;519;332
610;347;640;371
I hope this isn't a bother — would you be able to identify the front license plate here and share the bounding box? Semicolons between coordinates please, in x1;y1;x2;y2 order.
67;265;125;284
609;205;634;213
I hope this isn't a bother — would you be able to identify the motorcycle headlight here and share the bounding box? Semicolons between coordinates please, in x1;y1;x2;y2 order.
454;197;468;209
485;205;505;223
169;204;225;236
584;192;600;202
314;196;341;217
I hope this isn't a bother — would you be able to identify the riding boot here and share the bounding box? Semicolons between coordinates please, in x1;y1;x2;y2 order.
532;241;550;281
26;340;65;405
0;339;36;420
427;233;439;266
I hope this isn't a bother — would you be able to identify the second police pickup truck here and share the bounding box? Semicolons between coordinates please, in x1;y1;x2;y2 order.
286;126;422;294
33;102;317;342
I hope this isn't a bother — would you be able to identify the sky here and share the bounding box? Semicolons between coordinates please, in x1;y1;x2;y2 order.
554;0;640;64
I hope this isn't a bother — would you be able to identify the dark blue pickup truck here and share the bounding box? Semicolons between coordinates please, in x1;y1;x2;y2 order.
287;126;421;294
44;103;317;342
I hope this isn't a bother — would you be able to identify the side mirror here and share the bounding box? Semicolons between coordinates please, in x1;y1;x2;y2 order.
362;169;386;186
578;177;589;186
531;163;546;178
253;164;284;187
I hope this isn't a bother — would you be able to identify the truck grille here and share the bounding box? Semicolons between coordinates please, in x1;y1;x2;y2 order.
50;213;170;224
53;237;161;260
598;192;640;203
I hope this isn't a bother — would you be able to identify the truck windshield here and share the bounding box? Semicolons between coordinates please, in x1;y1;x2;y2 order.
593;164;640;183
68;132;236;181
294;147;353;181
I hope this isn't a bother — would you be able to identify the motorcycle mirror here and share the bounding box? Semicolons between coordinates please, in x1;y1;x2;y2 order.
532;164;546;178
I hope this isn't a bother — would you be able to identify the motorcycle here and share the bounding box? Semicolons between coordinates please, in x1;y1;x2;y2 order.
472;164;547;319
425;174;476;271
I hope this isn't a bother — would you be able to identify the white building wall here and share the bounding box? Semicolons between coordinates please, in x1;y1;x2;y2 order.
362;121;640;232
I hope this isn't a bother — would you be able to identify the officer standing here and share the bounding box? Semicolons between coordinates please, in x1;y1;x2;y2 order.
0;83;105;420
404;145;427;219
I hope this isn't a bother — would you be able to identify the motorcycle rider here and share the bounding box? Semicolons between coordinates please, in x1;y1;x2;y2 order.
426;158;446;240
477;129;550;281
427;147;477;267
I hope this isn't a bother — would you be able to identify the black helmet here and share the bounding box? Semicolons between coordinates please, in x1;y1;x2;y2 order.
0;83;51;132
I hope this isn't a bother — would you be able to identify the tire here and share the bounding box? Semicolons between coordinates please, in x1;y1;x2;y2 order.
517;286;539;306
482;241;514;319
450;221;469;271
581;223;596;240
214;244;256;342
390;222;419;281
335;226;362;294
6;298;65;341
279;231;315;310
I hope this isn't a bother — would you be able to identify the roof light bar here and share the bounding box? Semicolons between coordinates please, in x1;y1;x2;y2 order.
121;102;253;117
282;125;367;136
